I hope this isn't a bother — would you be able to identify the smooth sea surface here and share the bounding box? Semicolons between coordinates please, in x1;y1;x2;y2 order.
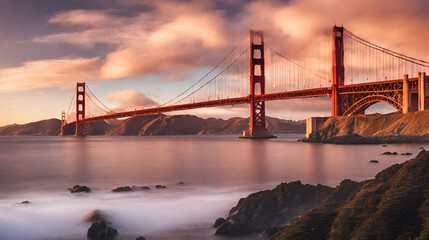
0;134;427;240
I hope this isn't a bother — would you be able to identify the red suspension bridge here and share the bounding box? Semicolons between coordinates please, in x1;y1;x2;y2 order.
61;26;429;137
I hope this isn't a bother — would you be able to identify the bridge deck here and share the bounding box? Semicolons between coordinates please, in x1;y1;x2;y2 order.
64;77;425;127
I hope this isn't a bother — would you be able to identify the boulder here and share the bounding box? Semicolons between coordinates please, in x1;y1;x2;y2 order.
155;185;167;189
213;218;226;228
83;210;109;223
70;185;91;193
20;200;30;204
141;186;151;190
112;186;133;192
87;220;117;240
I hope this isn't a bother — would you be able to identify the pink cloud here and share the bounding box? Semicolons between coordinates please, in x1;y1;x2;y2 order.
0;57;101;92
107;89;158;111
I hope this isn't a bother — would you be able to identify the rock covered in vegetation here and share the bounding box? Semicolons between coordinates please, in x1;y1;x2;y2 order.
214;181;334;235
70;185;91;193
266;150;429;240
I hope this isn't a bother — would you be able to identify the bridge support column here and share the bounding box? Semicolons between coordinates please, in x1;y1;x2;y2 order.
403;75;410;114
75;82;86;136
331;26;344;116
240;30;275;139
418;72;428;111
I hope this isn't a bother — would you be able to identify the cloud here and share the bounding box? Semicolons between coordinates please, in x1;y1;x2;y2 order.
0;57;101;92
2;0;429;95
107;89;158;111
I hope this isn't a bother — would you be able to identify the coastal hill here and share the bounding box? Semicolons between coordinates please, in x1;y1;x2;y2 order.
214;149;429;240
0;114;305;136
305;110;429;143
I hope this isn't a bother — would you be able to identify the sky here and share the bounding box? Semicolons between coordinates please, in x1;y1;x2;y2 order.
0;0;428;126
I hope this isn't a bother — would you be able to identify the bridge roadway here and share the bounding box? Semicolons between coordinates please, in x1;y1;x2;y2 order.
65;77;418;126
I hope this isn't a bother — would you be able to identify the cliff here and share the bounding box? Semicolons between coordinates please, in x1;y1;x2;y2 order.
215;150;429;240
305;111;429;143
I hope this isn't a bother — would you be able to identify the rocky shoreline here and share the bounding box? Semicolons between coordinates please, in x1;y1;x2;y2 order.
213;149;429;240
304;111;429;144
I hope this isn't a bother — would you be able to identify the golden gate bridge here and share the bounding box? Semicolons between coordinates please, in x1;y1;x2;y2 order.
60;26;429;138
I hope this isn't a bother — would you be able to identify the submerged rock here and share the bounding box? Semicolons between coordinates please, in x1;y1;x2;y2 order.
369;160;379;163
155;185;167;189
83;210;109;223
70;185;91;193
141;186;151;190
382;151;398;155
87;220;117;240
214;181;333;235
178;181;185;185
112;186;133;192
401;152;413;155
19;200;30;204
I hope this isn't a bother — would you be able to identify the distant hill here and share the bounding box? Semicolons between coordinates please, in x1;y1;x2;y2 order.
106;114;305;136
0;119;60;136
0;114;305;136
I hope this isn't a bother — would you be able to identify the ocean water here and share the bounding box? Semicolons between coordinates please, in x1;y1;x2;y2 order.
0;135;426;240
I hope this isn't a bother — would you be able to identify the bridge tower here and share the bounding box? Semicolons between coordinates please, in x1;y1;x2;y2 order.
60;111;65;136
331;26;345;116
75;82;86;136
240;30;275;138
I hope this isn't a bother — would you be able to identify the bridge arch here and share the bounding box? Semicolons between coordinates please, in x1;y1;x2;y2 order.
342;94;403;116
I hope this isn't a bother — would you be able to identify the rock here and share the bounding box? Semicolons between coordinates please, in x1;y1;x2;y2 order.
401;152;413;155
20;200;30;204
70;185;91;193
267;150;429;240
382;144;387;147
136;237;146;240
178;182;185;185
155;185;167;189
369;160;379;163
83;210;109;223
214;181;333;235
263;226;286;238
87;220;117;240
112;186;133;192
141;186;151;190
419;147;425;150
213;218;226;228
382;151;398;155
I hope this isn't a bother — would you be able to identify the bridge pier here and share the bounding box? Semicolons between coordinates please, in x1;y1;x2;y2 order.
240;30;275;139
418;72;428;111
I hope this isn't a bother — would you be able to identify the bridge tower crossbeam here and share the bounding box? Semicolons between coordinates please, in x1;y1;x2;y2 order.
75;82;86;136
